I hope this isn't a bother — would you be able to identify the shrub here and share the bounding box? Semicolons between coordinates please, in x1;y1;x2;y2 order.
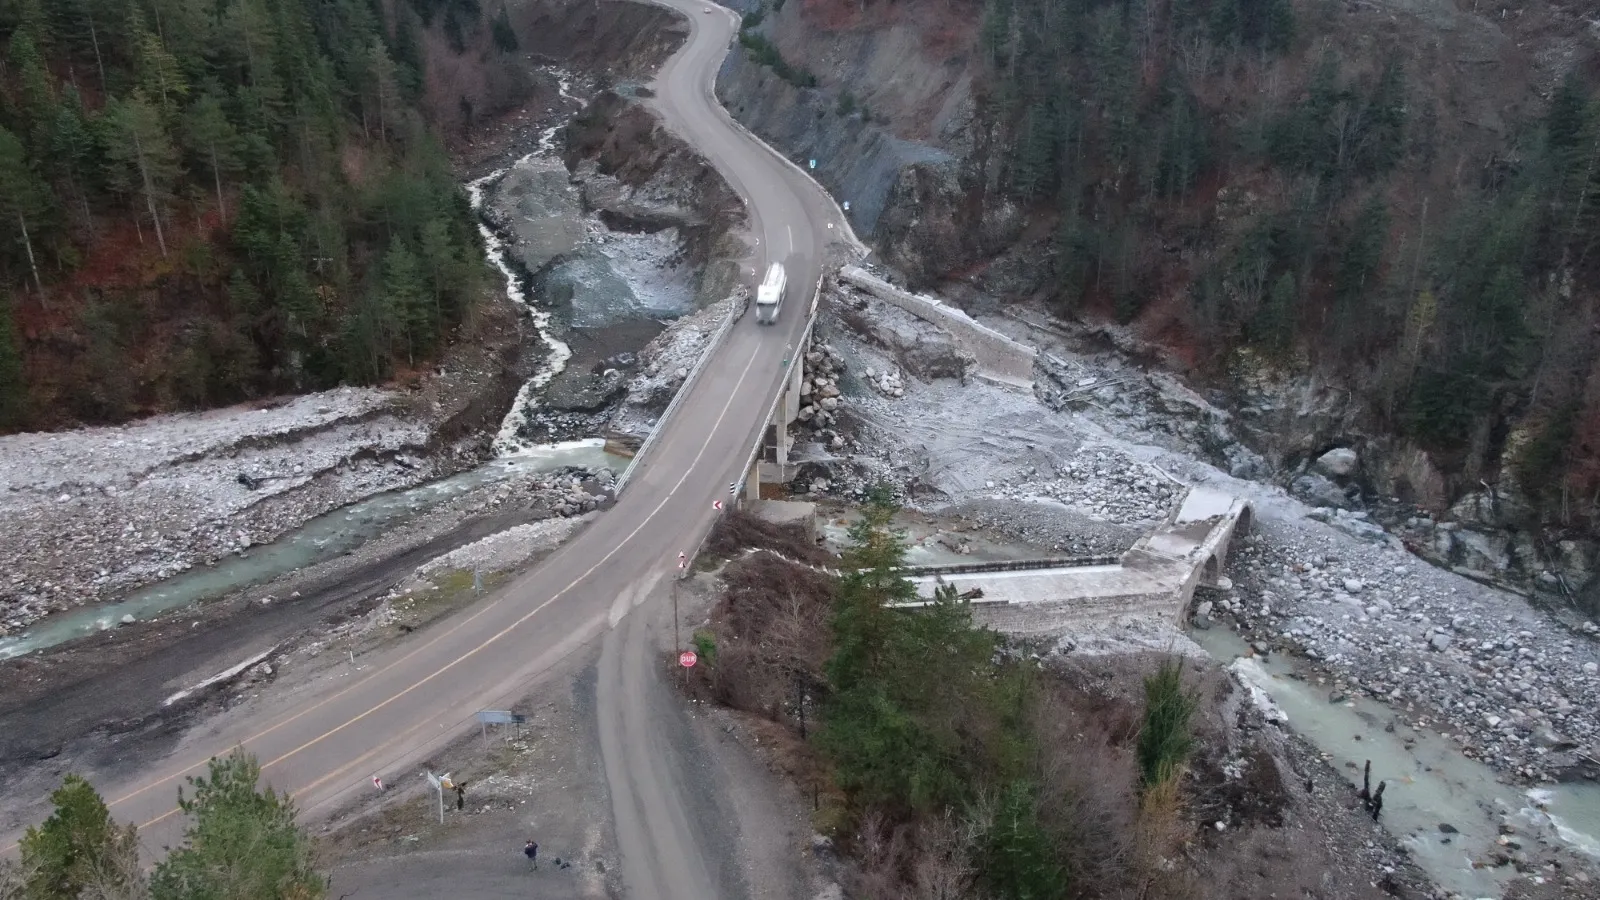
1136;658;1197;790
737;32;818;89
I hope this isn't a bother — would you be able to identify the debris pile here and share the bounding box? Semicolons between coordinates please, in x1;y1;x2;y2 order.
794;343;849;445
861;365;905;398
993;448;1181;525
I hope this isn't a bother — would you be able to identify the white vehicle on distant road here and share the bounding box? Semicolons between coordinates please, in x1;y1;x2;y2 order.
755;262;785;325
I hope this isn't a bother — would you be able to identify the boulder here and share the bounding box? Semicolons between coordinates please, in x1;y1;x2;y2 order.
1314;447;1360;478
1223;444;1269;481
1291;473;1352;508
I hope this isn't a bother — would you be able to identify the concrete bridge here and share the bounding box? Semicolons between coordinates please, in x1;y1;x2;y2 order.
734;275;823;503
903;487;1253;638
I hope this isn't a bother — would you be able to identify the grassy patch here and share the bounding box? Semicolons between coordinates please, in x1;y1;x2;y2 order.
737;31;818;89
389;568;510;630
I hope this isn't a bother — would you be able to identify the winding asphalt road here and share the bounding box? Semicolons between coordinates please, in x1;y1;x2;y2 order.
0;2;848;896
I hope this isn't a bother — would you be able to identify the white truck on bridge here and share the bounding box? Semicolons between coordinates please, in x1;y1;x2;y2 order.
755;262;785;325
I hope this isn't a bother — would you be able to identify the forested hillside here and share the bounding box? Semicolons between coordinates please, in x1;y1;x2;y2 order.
733;0;1600;531
977;0;1600;525
0;0;527;431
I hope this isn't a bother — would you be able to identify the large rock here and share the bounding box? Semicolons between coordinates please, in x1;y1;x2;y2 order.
543;369;627;413
1314;447;1360;478
1306;507;1391;544
1291;473;1352;508
1437;526;1513;575
1223;444;1269;481
900;338;973;381
485;160;585;274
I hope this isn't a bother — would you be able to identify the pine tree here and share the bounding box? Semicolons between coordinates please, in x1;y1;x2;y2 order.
491;4;519;53
1357;59;1406;176
1334;195;1388;313
133;13;189;120
383;239;432;364
7;28;57;150
18;774;145;899
48;86;98;226
0;291;26;429
1546;71;1589;161
104;94;181;258
1250;271;1298;354
418;215;464;322
1157;73;1207;199
223;0;287;136
182;88;244;219
390;4;427;101
0;126;52;297
365;42;401;145
1137;659;1197;790
1257;0;1296;53
149;750;326;900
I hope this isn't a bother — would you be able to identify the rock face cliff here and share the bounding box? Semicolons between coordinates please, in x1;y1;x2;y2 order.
717;0;1600;607
563;89;751;304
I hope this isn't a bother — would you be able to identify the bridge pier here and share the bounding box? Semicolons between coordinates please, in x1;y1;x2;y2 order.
744;459;760;503
733;278;824;508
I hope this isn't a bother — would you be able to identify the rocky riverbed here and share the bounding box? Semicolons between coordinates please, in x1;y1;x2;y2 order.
1217;527;1600;785
779;281;1600;895
0;63;750;642
790;282;1600;791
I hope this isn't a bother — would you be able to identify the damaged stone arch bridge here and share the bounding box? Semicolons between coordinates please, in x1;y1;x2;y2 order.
899;488;1255;636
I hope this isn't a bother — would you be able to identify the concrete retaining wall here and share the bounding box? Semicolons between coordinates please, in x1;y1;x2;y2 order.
839;266;1036;387
965;592;1175;636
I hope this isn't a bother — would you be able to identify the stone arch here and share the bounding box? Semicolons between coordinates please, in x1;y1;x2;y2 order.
1235;503;1254;537
1202;554;1220;583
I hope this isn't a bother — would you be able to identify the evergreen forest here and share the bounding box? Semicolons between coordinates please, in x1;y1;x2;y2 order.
0;0;521;429
978;0;1600;524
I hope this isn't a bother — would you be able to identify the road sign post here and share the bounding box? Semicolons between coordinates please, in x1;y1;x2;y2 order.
475;710;525;749
423;771;450;824
679;650;697;667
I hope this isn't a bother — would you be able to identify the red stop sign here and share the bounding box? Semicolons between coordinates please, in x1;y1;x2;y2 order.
679;650;698;668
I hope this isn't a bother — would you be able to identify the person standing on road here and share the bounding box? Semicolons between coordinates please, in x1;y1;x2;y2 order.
455;782;466;810
523;839;538;870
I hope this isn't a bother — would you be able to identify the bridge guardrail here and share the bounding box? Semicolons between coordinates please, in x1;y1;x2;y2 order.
731;274;824;499
680;274;824;579
614;297;741;494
